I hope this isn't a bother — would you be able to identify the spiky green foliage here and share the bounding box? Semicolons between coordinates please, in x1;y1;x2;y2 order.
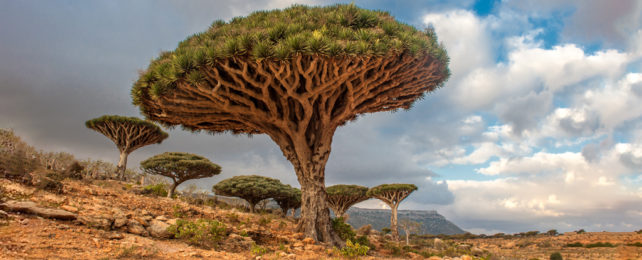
326;184;369;217
140;152;221;197
132;4;449;104
273;185;301;215
212;175;285;213
85;115;168;139
366;184;417;197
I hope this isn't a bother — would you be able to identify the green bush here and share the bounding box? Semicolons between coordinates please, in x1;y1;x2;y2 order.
584;242;615;248
341;239;369;258
251;244;268;256
381;227;391;234
576;229;586;234
627;242;642;247
565;242;583;247
550;252;563;260
167;219;227;249
143;183;168;197
332;217;356;241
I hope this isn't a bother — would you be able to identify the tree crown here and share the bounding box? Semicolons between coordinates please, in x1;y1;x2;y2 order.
326;184;369;197
140;152;221;181
274;184;302;209
132;3;449;106
212;175;285;204
367;183;417;197
85;115;168;138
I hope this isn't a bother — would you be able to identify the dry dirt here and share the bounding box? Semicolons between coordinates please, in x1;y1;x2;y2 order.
1;178;641;260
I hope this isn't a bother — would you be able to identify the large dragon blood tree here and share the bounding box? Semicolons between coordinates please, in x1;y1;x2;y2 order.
131;4;449;244
86;115;168;180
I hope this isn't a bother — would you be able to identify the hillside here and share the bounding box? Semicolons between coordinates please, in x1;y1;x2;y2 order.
345;207;465;236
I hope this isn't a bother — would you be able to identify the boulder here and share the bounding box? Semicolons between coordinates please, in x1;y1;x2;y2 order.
147;219;171;238
434;238;445;249
0;200;76;220
78;214;113;230
127;219;148;236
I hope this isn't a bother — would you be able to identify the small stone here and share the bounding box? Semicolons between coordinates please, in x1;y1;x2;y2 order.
293;242;304;248
154;215;168;221
428;257;443;260
302;237;315;245
0;210;9;219
461;255;473;260
106;232;125;240
127;220;148;236
113;217;128;228
60;205;78;213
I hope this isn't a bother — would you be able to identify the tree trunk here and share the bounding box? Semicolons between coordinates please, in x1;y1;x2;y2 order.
297;177;342;246
168;182;177;198
405;231;410;245
249;202;256;213
390;204;399;241
116;151;128;180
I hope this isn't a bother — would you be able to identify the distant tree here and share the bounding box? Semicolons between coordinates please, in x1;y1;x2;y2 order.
131;4;450;245
274;185;302;216
86;115;168;180
212;175;285;213
141;152;221;198
399;219;422;245
547;229;558;236
367;184;417;241
326;184;369;219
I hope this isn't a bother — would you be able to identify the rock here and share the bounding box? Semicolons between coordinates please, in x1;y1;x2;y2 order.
302;237;315;245
224;233;254;252
428;256;443;260
0;200;76;220
457;244;471;251
127;220;148;236
407;252;423;260
113;216;128;229
0;209;9;219
105;232;125;240
357;224;372;236
60;205;78;213
293;242;304;248
78;215;113;230
155;215;168;221
147;219;171;238
461;255;473;260
502;241;516;249
166;218;178;226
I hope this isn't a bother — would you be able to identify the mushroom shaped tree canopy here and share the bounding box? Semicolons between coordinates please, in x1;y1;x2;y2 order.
132;4;449;245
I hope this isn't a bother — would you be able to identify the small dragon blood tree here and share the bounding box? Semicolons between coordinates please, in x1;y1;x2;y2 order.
326;184;369;219
367;184;417;241
274;184;302;216
212;175;285;213
131;4;449;244
86;115;168;180
140;152;221;198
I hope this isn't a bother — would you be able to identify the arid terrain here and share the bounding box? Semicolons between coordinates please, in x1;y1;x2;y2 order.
1;177;641;260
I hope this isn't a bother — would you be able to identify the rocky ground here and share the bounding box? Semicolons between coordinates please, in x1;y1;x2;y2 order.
0;177;640;259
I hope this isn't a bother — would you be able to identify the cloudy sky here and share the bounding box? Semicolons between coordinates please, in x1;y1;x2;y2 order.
2;0;641;234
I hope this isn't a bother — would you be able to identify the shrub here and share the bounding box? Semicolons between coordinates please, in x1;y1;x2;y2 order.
143;183;168;197
258;216;271;227
627;242;642;247
636;229;642;234
565;242;583;247
576;229;586;234
550;252;563;260
251;244;268;256
341;239;369;258
584;242;615;248
381;227;391;234
546;229;558;236
332;217;356;241
167;219;227;249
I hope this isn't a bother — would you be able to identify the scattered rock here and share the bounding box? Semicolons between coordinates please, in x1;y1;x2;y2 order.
78;214;113;230
302;237;315;245
113;216;128;229
0;209;9;220
126;220;148;236
0;200;76;220
457;244;471;251
105;232;125;240
147;219;171;238
471;247;484;256
428;256;443;260
461;255;473;260
60;205;78;213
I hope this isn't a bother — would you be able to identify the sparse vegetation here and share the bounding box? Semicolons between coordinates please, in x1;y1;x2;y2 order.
332;217;356;241
340;239;369;258
550;252;563;260
584;242;616;248
167;219;228;249
143;183;168;197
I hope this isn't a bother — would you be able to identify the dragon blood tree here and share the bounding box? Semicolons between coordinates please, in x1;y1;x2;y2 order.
212;175;285;213
326;184;369;219
274;185;302;216
131;4;449;244
86;115;168;180
367;184;417;241
140;152;221;198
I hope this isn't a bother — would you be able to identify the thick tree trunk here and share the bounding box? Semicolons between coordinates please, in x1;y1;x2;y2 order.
116;151;128;180
297;176;342;246
168;182;177;198
249;202;256;213
390;204;399;241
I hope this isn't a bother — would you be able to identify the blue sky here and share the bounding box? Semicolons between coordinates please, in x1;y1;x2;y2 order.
1;0;641;234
